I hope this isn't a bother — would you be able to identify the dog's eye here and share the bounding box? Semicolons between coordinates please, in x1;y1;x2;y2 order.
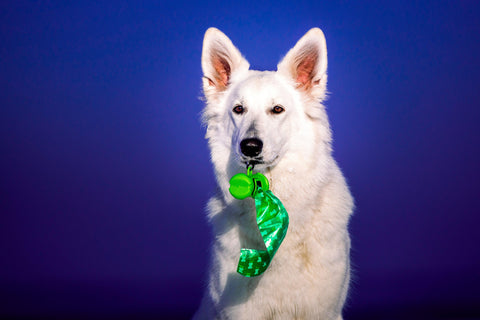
272;105;285;114
233;105;245;114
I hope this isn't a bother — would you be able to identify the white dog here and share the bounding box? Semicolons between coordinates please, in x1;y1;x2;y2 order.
193;27;354;320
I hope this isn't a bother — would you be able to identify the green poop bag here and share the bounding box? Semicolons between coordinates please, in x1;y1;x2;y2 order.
229;166;289;277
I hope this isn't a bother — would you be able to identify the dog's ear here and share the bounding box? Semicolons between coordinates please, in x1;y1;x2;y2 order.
277;28;328;100
202;28;249;101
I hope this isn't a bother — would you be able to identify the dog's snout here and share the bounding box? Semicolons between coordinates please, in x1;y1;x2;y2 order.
240;138;263;157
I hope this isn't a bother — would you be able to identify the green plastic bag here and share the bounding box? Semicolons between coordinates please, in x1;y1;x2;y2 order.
229;167;289;277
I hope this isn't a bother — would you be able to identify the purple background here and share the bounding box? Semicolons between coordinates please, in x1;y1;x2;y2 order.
1;1;479;319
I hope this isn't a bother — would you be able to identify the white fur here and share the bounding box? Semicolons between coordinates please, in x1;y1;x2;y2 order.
193;28;354;320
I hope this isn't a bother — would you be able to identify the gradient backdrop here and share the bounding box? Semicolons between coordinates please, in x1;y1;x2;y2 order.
1;1;479;319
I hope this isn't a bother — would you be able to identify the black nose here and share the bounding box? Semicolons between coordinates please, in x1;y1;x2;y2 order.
240;138;263;157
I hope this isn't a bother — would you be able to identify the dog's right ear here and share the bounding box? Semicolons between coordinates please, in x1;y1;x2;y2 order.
277;28;328;101
201;28;249;101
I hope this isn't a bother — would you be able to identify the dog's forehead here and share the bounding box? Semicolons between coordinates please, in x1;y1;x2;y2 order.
232;72;292;105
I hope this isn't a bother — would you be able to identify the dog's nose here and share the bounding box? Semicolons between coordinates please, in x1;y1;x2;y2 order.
240;138;263;157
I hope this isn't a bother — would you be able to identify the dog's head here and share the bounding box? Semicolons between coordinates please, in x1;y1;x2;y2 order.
201;28;331;177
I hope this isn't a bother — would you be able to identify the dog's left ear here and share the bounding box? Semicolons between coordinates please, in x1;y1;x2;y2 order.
277;28;328;100
202;28;250;102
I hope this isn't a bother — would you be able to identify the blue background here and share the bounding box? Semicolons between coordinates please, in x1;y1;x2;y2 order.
1;1;479;319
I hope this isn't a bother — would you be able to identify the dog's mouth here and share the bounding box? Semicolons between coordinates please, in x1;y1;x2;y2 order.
240;155;279;169
241;157;263;165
